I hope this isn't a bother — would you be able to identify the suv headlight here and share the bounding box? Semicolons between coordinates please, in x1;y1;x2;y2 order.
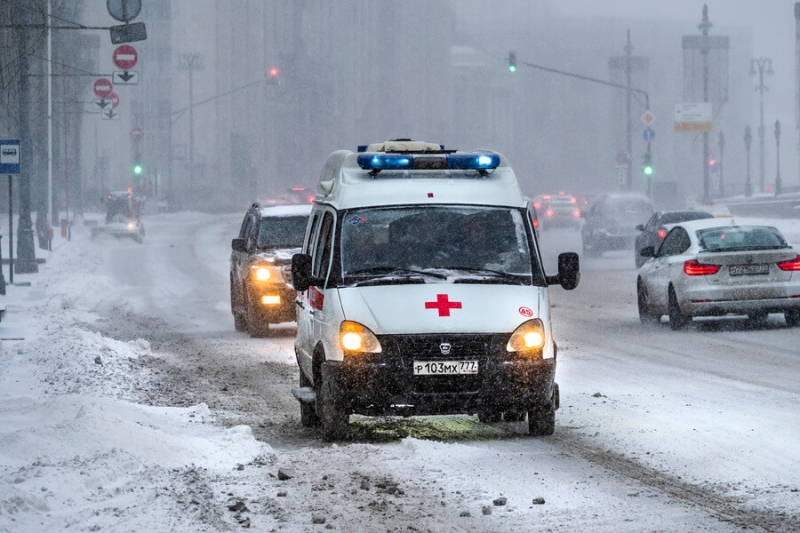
340;321;382;354
251;264;283;283
506;319;546;353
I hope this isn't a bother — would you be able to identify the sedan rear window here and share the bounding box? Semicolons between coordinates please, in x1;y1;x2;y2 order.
697;226;789;252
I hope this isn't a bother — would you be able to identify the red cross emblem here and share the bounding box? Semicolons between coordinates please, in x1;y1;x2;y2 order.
425;294;462;317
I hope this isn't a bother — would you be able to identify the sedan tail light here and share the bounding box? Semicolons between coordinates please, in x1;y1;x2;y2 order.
777;255;800;271
573;210;581;217
684;259;720;276
546;209;554;217
656;227;667;239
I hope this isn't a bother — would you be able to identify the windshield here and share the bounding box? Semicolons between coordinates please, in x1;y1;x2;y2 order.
340;205;540;285
257;215;308;248
697;226;789;252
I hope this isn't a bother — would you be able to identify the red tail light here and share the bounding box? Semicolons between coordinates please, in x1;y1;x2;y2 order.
777;255;800;271
570;197;577;203
533;202;541;209
573;210;581;217
684;259;720;276
533;218;539;229
546;209;554;217
657;228;667;239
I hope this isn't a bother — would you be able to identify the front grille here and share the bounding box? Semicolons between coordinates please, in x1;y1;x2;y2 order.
379;333;504;394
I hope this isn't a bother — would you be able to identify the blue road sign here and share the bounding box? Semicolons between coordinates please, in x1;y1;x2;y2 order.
0;139;21;174
642;128;655;142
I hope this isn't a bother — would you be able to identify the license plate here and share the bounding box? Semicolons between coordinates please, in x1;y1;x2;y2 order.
729;264;769;276
413;360;479;375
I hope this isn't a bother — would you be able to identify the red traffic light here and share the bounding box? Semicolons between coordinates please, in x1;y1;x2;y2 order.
269;67;279;78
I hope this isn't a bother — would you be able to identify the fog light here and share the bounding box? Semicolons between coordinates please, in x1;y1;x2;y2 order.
262;295;280;305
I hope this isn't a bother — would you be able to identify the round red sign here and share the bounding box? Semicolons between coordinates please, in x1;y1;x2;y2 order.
109;92;120;109
113;45;138;70
93;78;113;98
131;127;144;140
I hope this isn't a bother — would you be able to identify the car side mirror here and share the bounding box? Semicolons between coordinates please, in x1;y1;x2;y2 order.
291;253;314;292
635;224;645;232
545;252;580;290
231;238;247;252
640;246;655;258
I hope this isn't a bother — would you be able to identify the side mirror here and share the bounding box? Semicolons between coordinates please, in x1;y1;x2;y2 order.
231;238;247;252
635;224;645;232
545;252;580;290
640;246;655;258
291;253;314;292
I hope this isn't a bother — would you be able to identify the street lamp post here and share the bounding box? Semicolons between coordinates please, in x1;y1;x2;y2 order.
700;5;712;204
774;120;782;196
718;130;725;198
750;57;773;194
744;125;752;197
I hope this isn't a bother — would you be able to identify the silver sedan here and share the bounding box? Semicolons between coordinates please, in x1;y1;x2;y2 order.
636;218;800;330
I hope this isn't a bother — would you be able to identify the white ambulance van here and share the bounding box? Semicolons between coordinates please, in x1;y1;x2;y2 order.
291;140;579;441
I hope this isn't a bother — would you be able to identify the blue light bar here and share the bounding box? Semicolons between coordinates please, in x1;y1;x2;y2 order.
356;153;500;172
356;154;411;170
447;153;500;170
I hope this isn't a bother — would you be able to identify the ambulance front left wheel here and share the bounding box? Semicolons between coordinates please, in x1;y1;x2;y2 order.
319;365;349;441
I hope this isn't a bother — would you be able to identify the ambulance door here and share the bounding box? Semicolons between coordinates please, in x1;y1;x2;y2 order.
309;210;337;360
295;210;322;379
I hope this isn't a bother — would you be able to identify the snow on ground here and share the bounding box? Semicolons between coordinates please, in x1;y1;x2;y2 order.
0;212;797;532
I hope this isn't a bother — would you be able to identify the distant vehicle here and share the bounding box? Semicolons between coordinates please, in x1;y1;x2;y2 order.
229;203;312;336
637;218;800;329
581;192;654;257
91;190;145;243
536;192;581;230
634;210;714;268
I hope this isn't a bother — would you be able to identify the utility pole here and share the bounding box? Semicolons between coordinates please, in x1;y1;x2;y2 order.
718;130;725;197
625;32;633;192
13;9;39;274
774;120;782;196
178;53;204;190
700;5;711;204
750;57;772;194
744;126;753;197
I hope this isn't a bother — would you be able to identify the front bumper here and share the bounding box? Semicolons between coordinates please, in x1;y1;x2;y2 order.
248;285;298;323
325;334;557;416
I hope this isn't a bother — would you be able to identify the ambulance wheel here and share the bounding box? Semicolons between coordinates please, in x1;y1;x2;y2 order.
503;410;525;422
319;366;348;441
478;410;501;423
299;370;319;428
527;403;555;436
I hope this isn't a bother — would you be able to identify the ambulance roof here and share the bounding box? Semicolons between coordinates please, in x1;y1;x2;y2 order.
314;143;525;210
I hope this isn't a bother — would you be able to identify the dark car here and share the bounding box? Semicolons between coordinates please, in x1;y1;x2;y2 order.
581;192;654;257
230;203;312;336
633;210;714;267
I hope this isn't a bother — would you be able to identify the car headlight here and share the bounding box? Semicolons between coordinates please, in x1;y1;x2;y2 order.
340;321;382;353
507;319;546;353
251;264;282;282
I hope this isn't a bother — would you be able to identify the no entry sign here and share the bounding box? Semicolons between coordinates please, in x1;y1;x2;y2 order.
113;45;138;70
93;78;114;98
131;126;144;140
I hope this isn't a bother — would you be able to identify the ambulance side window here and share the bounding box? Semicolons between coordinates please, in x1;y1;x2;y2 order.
312;212;335;281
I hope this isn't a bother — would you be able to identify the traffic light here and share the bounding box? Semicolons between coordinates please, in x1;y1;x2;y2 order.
267;67;281;85
642;153;653;176
508;51;517;73
133;152;143;176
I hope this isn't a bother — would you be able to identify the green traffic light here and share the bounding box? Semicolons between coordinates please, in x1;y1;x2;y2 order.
509;65;517;73
643;165;653;176
133;164;143;175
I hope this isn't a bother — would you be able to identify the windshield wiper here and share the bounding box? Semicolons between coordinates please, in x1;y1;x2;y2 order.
443;266;529;284
346;266;448;280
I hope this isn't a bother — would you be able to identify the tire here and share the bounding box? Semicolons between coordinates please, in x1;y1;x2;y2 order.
319;365;349;441
299;369;320;428
527;403;555;436
784;310;800;327
233;313;247;332
668;286;690;330
478;410;501;423
503;410;525;422
637;280;659;325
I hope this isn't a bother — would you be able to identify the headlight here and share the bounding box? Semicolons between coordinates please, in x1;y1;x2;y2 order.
251;264;282;282
340;321;382;353
507;319;546;353
127;222;135;229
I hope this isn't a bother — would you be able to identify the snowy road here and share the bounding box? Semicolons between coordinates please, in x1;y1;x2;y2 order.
1;212;798;532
